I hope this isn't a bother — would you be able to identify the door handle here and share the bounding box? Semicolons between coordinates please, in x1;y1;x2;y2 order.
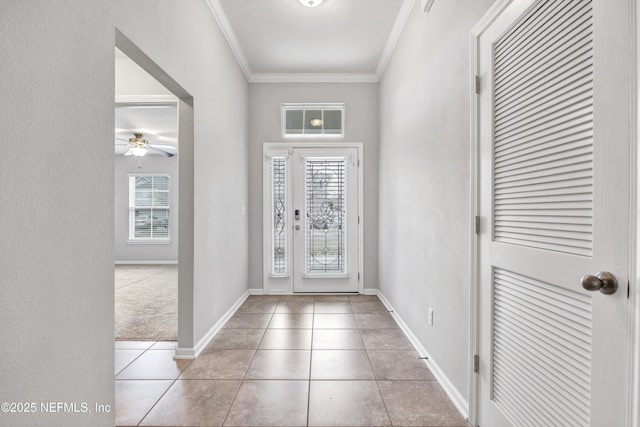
580;271;618;295
295;225;300;231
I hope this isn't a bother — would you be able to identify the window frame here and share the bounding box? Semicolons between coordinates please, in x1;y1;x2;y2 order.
281;103;345;138
127;173;171;243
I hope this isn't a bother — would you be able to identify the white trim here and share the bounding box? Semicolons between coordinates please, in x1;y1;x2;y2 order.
248;288;265;295
281;103;345;138
375;0;416;80
377;291;469;420
468;2;514;425
205;0;252;80
114;260;178;265
115;94;177;103
630;0;640;425
470;0;570;423
204;0;416;83
174;290;250;359
262;142;365;295
250;73;379;83
362;288;378;296
126;240;171;245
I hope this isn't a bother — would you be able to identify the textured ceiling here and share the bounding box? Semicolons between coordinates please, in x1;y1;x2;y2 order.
218;0;405;76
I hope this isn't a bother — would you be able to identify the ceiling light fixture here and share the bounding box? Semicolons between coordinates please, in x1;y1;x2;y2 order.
299;0;324;7
129;133;150;157
309;119;323;127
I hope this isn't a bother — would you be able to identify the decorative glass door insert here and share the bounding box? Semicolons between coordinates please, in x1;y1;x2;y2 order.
304;158;347;275
264;145;359;294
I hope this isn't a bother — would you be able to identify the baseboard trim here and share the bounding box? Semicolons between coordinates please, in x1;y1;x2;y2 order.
250;288;379;295
174;290;250;360
376;291;469;419
115;260;179;265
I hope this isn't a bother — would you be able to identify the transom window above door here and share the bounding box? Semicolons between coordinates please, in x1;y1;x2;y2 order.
282;103;344;138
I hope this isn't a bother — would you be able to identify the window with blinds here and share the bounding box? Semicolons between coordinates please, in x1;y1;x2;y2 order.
305;158;347;274
282;103;344;137
128;175;170;240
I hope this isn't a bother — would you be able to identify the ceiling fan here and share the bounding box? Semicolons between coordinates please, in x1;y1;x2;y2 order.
115;132;176;157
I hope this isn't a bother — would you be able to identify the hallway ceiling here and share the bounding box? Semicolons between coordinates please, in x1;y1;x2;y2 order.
210;0;411;82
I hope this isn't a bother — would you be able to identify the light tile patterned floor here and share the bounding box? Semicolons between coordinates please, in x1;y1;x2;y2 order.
115;295;469;427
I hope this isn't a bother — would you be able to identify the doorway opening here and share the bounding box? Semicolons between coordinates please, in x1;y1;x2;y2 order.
113;91;179;341
263;143;364;294
114;28;195;353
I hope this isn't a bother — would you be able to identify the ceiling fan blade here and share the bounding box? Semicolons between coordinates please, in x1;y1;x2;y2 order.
148;143;176;150
147;146;175;157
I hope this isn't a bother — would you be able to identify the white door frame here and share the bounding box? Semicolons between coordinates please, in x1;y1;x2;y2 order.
630;0;640;424
469;1;640;425
262;142;364;295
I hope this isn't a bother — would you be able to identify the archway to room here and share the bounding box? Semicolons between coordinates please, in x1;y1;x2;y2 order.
114;48;179;364
113;29;195;361
113;47;179;345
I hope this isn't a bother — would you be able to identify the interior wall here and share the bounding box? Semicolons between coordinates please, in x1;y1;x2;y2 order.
114;0;250;348
248;83;379;291
115;54;173;97
0;1;249;425
378;0;494;406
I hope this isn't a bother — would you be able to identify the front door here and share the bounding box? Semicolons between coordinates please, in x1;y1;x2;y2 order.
264;145;360;293
476;0;630;426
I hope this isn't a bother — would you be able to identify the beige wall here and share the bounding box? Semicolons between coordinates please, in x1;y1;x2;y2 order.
378;0;495;409
0;1;249;425
248;82;379;291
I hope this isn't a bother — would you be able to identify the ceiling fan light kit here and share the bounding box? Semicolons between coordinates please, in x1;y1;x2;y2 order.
129;133;150;157
130;146;149;157
299;0;324;7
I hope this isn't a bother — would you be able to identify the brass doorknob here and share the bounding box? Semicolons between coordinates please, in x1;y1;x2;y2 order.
581;271;618;295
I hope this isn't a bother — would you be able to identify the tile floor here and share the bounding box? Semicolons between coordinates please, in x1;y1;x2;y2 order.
115;295;469;426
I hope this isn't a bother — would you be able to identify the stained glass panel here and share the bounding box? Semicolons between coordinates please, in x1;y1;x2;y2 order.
305;158;347;274
271;157;287;275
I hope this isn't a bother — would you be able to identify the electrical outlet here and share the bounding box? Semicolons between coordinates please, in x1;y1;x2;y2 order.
428;308;434;326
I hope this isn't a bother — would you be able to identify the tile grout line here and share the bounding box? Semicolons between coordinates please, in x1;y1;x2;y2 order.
354;297;395;427
114;341;155;377
306;295;316;427
133;345;194;427
220;296;279;427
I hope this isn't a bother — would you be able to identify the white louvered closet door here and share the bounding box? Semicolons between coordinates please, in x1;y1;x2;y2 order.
476;1;630;426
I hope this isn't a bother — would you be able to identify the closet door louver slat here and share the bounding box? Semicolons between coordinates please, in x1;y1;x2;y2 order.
493;0;594;257
489;1;594;426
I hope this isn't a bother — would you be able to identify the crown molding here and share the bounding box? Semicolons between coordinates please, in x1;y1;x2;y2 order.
422;0;436;13
206;0;252;80
375;0;417;80
249;72;379;83
206;0;419;84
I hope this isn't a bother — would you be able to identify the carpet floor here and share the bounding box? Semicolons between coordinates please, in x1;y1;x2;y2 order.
115;264;178;341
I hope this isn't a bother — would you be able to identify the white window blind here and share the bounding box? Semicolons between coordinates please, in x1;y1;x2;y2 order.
304;157;347;274
128;175;170;240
